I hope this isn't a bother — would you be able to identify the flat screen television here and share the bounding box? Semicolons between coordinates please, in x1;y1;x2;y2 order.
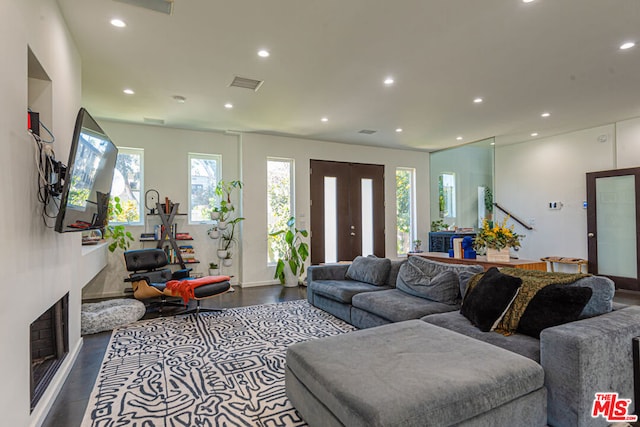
54;108;118;233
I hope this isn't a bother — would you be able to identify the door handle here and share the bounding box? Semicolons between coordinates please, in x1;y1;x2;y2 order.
350;232;356;236
588;232;595;238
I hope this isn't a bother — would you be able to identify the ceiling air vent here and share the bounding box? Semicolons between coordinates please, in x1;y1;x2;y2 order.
230;76;264;91
113;0;174;15
144;117;165;125
358;129;377;135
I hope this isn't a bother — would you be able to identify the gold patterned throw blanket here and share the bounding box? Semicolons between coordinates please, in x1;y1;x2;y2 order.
466;268;589;335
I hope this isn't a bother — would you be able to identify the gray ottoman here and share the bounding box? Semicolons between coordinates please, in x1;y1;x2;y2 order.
286;320;546;427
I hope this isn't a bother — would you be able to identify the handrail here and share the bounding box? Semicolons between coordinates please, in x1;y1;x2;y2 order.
493;203;534;230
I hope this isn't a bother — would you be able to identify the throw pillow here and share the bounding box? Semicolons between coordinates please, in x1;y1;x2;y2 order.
396;263;461;304
461;267;522;332
517;284;593;338
345;256;391;286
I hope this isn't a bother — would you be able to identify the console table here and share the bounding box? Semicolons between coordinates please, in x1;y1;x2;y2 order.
409;252;547;271
428;231;476;253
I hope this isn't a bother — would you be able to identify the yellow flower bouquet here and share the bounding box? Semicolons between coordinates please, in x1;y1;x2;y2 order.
474;217;521;250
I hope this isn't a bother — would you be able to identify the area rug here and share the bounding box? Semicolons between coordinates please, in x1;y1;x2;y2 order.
81;299;355;427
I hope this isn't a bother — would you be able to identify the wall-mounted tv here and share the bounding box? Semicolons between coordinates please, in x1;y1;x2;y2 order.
54;108;118;233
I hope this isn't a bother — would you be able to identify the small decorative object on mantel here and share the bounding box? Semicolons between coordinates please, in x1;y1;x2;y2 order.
474;217;522;262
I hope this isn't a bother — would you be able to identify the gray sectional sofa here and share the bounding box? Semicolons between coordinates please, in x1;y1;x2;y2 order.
302;255;640;427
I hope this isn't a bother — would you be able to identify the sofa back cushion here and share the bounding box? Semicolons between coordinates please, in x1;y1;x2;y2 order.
395;256;484;304
567;276;615;318
345;256;391;286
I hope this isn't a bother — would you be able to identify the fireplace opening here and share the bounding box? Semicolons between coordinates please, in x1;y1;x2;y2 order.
30;293;69;412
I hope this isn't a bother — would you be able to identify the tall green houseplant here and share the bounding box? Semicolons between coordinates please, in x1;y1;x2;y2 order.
269;216;309;287
104;196;134;252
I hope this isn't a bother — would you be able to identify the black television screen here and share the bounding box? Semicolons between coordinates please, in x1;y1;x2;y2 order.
54;108;118;233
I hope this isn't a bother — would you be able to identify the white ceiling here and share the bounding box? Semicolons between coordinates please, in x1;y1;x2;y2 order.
56;0;640;151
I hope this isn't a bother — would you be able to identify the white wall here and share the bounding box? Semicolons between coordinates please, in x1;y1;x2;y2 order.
495;124;617;268
240;133;430;287
616;116;640;169
0;0;85;425
82;121;240;298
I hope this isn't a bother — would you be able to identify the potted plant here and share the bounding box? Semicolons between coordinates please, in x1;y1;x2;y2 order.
208;262;219;275
269;216;309;287
413;239;422;252
223;253;233;267
473;217;522;262
208;227;220;239
104;196;134;252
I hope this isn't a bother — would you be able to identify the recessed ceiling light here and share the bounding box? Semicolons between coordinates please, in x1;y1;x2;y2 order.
173;95;186;103
110;18;126;28
522;0;535;3
258;49;270;58
531;132;539;137
473;97;483;104
541;112;551;118
384;77;395;86
456;136;463;141
395;128;403;133
321;117;329;122
224;103;233;109
620;41;636;50
123;88;134;95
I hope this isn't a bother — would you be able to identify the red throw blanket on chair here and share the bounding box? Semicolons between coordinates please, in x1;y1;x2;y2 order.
165;275;231;305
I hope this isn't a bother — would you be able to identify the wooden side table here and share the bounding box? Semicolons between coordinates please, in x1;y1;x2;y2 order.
540;256;588;273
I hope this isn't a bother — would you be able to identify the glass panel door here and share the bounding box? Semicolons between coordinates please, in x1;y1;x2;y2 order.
595;175;637;278
324;177;338;263
361;178;373;256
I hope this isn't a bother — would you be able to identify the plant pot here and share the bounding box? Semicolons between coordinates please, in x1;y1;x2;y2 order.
208;268;219;276
223;258;233;267
217;220;228;230
486;247;510;262
208;228;220;239
283;262;298;287
217;249;228;259
210;211;220;220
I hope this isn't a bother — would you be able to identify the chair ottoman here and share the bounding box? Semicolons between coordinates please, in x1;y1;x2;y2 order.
285;320;547;427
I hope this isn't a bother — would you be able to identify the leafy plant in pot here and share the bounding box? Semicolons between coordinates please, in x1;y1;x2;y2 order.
269;216;309;287
104;196;134;252
208;262;219;275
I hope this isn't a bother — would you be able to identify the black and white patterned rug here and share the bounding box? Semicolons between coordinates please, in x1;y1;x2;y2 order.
81;299;356;427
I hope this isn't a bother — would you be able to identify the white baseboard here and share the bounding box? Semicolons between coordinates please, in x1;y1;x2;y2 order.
30;337;84;427
239;280;280;288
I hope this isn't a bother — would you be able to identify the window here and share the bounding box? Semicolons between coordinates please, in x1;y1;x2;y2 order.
396;168;415;255
189;153;221;223
439;172;456;218
110;147;143;225
267;158;294;263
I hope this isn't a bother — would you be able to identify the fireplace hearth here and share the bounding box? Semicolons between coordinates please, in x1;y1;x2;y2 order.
30;293;68;412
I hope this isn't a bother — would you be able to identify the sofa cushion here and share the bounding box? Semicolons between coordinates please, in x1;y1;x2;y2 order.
345;256;391;286
386;259;406;287
422;311;541;362
396;262;461;304
567;275;615;318
405;256;484;297
460;267;522;332
517;284;593;338
352;289;459;322
309;279;390;304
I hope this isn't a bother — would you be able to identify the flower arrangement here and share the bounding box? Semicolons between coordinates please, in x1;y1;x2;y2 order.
474;217;521;250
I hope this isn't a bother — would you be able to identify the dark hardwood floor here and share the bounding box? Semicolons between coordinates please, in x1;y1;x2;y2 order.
41;284;306;427
42;286;640;427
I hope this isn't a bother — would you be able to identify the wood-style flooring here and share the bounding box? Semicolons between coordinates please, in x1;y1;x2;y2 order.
42;286;640;427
